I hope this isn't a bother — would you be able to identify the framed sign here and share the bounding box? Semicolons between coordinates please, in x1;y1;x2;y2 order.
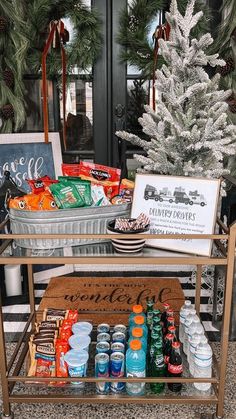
0;133;62;192
0;132;64;280
131;174;220;256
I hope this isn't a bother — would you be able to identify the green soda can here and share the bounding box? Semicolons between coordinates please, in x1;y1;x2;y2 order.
150;341;165;394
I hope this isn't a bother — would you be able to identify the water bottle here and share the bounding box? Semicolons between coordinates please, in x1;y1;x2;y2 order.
128;327;147;353
187;322;204;363
182;308;196;348
189;334;207;376
185;317;201;361
183;312;198;354
179;300;193;343
126;339;146;396
129;305;146;326
193;341;213;391
130;315;148;339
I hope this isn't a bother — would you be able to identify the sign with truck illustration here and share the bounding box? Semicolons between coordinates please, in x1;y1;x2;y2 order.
144;185;207;206
132;174;220;256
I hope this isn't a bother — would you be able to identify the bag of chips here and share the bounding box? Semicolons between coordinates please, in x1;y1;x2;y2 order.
58;176;92;206
78;161;121;199
49;183;84;209
27;176;58;194
61;164;80;177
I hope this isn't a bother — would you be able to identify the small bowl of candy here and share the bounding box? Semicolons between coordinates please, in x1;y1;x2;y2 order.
107;213;150;254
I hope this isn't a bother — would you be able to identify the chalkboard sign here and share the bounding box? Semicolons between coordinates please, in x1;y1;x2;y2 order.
0;133;62;193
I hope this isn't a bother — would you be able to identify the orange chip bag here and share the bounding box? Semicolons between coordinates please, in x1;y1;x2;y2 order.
9;192;57;211
9;194;40;210
38;191;58;210
9;196;30;210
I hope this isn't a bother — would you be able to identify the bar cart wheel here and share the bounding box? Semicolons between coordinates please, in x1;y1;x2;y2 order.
1;412;14;419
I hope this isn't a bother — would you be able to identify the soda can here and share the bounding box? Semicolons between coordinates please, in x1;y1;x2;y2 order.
97;332;110;343
96;341;110;355
110;352;125;392
97;323;110;334
110;342;125;354
95;353;110;394
113;324;127;335
112;332;126;345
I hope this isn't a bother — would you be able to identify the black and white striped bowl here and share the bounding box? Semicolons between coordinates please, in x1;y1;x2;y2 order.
107;219;150;254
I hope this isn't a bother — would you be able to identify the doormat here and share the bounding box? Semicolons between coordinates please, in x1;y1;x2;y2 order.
38;276;184;325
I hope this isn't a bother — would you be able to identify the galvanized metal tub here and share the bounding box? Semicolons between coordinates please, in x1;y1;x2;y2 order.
9;203;131;249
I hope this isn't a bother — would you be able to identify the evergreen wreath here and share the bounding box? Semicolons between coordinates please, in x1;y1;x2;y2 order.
117;0;211;78
0;0;29;133
23;0;102;77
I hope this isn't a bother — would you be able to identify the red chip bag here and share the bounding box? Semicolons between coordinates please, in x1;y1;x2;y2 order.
27;176;51;194
61;164;80;177
27;176;59;196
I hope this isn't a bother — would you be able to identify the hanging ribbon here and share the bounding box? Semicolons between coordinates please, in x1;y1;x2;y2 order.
42;20;68;149
152;22;170;111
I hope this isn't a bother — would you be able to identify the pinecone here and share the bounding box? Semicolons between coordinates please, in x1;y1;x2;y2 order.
227;94;236;114
0;16;8;33
219;57;235;77
0;104;14;120
3;68;14;89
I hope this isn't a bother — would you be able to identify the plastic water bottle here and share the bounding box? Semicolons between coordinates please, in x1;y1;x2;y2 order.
193;341;213;391
129;305;146;326
183;312;198;354
185;317;201;361
187;322;204;363
182;308;196;349
126;339;146;396
189;334;207;376
128;327;147;353
179;300;193;343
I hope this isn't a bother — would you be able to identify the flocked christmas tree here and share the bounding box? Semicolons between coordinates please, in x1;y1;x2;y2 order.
116;0;236;180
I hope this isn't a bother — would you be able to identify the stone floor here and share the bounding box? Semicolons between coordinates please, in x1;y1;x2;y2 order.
1;342;236;419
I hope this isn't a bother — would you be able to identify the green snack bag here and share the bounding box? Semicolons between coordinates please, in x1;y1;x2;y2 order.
58;176;92;206
49;182;84;209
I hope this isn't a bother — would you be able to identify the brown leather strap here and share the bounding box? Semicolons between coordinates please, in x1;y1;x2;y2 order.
61;45;67;150
152;22;170;111
42;20;67;149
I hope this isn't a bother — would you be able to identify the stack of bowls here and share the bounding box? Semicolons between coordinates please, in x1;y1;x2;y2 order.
107;218;150;254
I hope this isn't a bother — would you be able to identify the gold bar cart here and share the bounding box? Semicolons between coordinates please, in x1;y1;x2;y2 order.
0;221;234;419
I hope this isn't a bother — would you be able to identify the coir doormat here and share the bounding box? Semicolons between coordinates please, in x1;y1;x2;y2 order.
38;276;184;325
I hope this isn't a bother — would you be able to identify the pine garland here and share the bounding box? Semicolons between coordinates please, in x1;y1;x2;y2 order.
117;0;211;78
0;0;29;133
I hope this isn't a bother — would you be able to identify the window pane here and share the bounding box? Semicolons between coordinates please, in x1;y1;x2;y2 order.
126;78;150;139
24;79;55;132
62;79;93;155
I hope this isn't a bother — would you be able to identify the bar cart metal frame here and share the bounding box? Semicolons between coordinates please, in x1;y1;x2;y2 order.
0;217;234;419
